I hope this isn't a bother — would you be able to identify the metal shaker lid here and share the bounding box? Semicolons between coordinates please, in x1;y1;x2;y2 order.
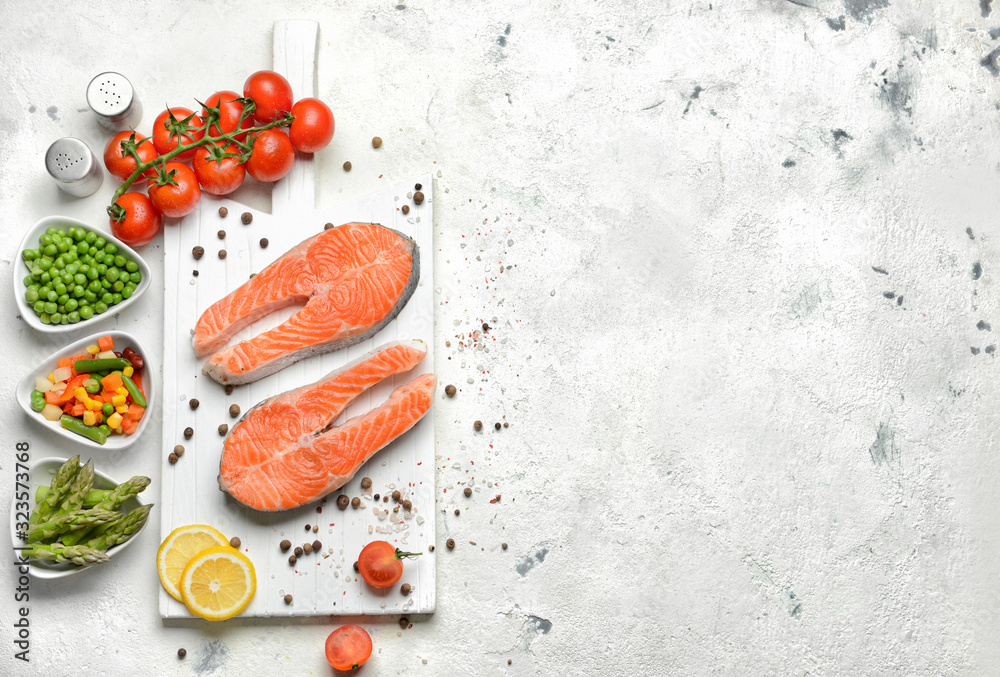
87;72;142;131
45;138;103;198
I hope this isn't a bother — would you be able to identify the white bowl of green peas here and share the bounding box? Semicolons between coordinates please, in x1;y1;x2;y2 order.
17;331;156;450
15;216;151;333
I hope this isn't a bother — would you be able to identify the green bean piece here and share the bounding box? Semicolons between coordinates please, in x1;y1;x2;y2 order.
72;358;131;373
119;372;147;408
29;390;46;412
60;415;108;445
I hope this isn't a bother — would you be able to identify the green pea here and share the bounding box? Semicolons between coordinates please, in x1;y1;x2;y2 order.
130;272;142;284
95;237;106;249
106;268;119;282
24;288;39;304
98;424;111;436
22;275;32;287
45;291;57;302
73;228;86;242
64;263;77;276
101;279;111;289
102;402;114;417
79;305;94;320
56;240;70;253
38;259;52;271
86;267;99;280
88;246;97;257
64;298;78;311
72;285;85;298
67;311;80;323
74;273;86;286
96;263;107;275
101;292;114;304
54;256;66;269
88;280;102;293
50;312;62;324
33;300;45;314
54;283;67;296
111;293;122;305
95;301;108;314
43;244;57;256
121;286;133;299
83;290;97;303
22;249;35;262
39;234;53;245
84;231;96;244
113;255;126;268
57;294;69;306
112;280;124;292
125;260;139;273
105;243;118;255
64;250;78;263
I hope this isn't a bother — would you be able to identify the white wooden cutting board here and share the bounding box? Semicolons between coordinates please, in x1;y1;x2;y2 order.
159;20;436;619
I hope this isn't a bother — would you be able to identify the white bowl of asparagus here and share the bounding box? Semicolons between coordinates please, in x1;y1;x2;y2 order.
10;456;152;579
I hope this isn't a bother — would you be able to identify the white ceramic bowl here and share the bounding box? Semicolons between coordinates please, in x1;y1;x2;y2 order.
10;457;150;579
16;330;156;450
14;215;151;334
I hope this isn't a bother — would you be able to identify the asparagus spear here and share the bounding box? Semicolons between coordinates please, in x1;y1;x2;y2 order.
62;476;151;547
29;455;80;525
27;542;110;566
56;458;94;515
35;486;110;508
85;504;153;551
26;509;121;543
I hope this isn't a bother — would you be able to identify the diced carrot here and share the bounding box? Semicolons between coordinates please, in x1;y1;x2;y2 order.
69;403;85;417
62;402;74;414
57;357;72;369
68;354;89;375
126;403;144;422
97;335;115;352
121;417;137;435
101;372;124;393
45;390;61;405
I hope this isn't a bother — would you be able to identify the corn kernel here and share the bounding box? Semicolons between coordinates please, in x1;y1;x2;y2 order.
85;399;102;411
116;387;128;396
74;387;88;401
122;366;134;377
86;344;100;355
107;413;123;429
82;410;96;426
116;404;129;414
111;394;127;407
48;372;55;382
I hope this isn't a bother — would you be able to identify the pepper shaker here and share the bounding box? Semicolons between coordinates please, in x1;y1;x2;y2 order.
45;138;103;198
86;72;142;131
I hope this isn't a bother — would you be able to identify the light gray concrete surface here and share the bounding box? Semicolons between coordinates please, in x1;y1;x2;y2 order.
2;0;1000;674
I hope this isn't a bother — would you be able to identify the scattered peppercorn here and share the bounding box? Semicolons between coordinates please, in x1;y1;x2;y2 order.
414;183;422;190
294;546;303;557
400;583;411;595
284;594;293;604
482;322;490;332
288;555;297;565
312;525;318;533
361;477;372;490
192;246;204;260
189;399;199;410
383;495;389;503
428;545;435;552
353;561;359;572
372;136;382;148
502;543;508;550
445;384;456;397
219;207;228;217
392;490;401;502
446;538;455;549
230;536;241;549
324;222;335;230
312;539;322;551
260;238;269;248
219;249;227;259
337;495;349;509
373;493;380;501
303;543;313;554
343;161;352;171
280;539;291;552
193;270;199;277
504;422;509;428
495;422;501;430
351;497;361;508
218;424;229;435
454;509;460;516
183;427;193;439
316;506;322;513
508;659;512;665
464;487;472;498
402;204;410;215
413;191;424;204
399;617;409;629
305;524;311;532
229;404;240;418
174;444;185;457
402;499;412;511
474;420;483;431
225;385;234;395
168;452;178;464
241;212;253;224
217;229;226;239
178;648;186;658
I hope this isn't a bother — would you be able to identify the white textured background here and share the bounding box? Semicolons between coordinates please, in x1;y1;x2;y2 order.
2;0;1000;675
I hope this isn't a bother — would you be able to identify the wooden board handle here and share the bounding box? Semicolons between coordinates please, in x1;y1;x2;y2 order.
272;20;318;216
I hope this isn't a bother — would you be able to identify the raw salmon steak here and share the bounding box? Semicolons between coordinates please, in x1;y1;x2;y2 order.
219;340;435;511
193;222;419;385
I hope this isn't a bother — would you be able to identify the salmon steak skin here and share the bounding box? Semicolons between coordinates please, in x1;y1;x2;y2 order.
219;340;435;512
193;222;419;385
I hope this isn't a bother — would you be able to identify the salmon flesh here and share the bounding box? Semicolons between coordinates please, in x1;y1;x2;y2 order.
193;222;419;385
218;340;435;511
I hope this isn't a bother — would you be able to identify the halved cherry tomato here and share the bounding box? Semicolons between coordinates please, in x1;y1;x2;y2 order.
288;98;335;153
245;129;295;182
325;625;372;671
243;70;293;123
193;143;246;196
148;162;201;218
201;91;254;141
104;131;158;182
110;192;161;247
152;107;204;162
357;541;421;589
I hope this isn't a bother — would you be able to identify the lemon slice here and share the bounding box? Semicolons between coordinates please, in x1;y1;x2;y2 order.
180;546;256;621
157;524;230;602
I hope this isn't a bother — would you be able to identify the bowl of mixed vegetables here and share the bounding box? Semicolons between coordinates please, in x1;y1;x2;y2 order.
17;331;156;450
14;215;151;333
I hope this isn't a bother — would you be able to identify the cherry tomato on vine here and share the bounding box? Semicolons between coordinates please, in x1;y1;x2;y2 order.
103;131;158;182
325;625;372;671
193;143;246;196
243;70;293;123
148;162;201;218
152;107;204;162
357;541;421;589
288;98;335;153
110;192;161;247
201;90;254;141
245;129;295;182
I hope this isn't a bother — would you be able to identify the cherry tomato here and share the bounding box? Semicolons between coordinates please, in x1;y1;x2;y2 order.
193;143;246;196
245;129;295;182
243;70;293;123
357;541;421;589
288;98;335;153
103;131;158;182
152;107;204;162
201;90;254;141
110;192;161;247
148;162;201;218
325;625;372;671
